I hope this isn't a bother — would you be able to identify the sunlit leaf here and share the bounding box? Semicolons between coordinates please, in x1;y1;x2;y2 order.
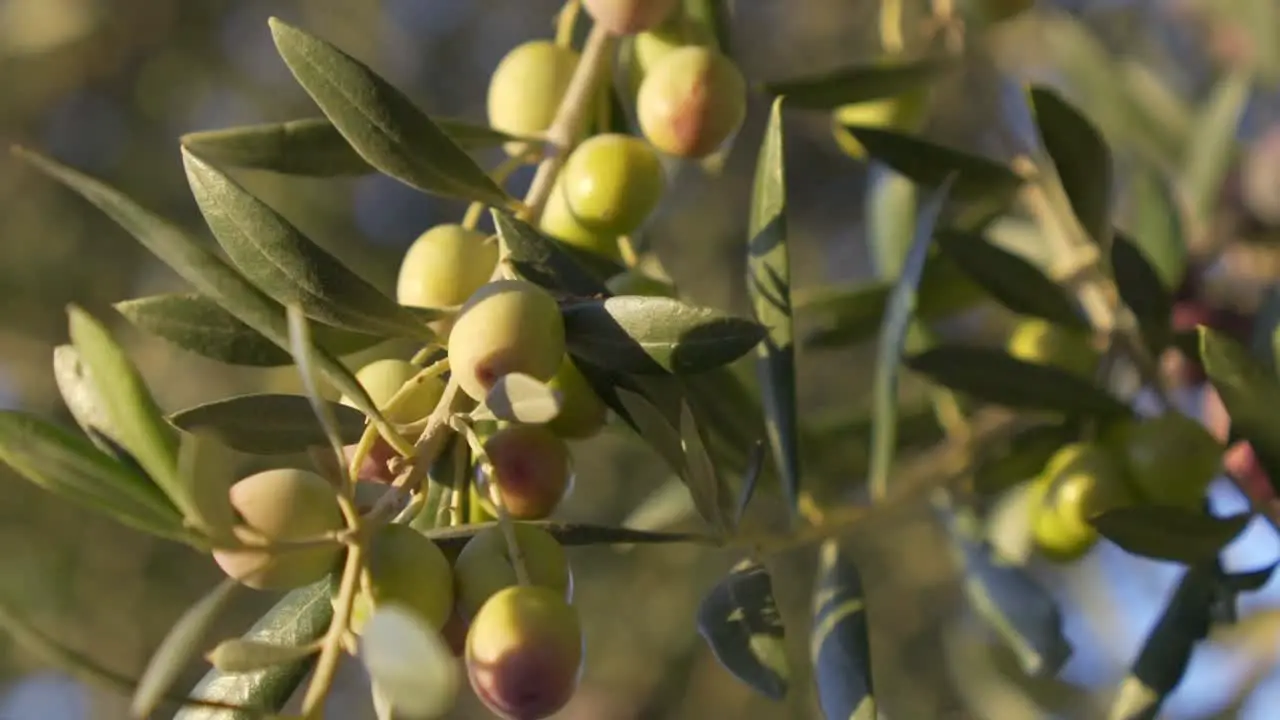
1199;328;1280;496
1089;506;1250;564
1030;86;1113;247
51;344;137;462
133;578;240;719
360;606;459;720
493;210;614;298
811;540;876;720
697;559;789;700
168;394;368;455
205;639;319;674
761;58;943;110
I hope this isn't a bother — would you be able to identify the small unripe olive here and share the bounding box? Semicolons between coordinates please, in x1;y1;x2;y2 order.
583;0;679;35
448;280;567;402
1005;318;1098;379
213;469;343;590
480;425;573;520
453;523;573;621
605;270;677;298
1106;414;1224;508
396;224;497;314
347;524;454;635
340;358;444;425
540;177;622;262
546;355;608;439
488;41;581;156
560;133;666;237
1030;442;1136;562
832;89;930;159
637;46;747;159
466;585;584;720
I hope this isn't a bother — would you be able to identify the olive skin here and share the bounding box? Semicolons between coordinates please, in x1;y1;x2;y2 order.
546;355;608;439
213;469;344;590
560;133;666;237
1106;413;1224;508
396;224;497;314
637;46;747;159
628;16;716;95
347;524;454;635
540;177;622;262
583;0;679;35
487;41;580;156
343;436;397;484
1005;318;1098;380
340;358;444;425
466;586;584;720
453;522;573;621
448;280;567;402
481;424;573;520
1030;443;1135;562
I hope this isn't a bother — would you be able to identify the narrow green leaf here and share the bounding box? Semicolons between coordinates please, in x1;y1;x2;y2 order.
116;293;386;367
869;177;953;500
492;210;614;298
906;345;1132;419
1030;86;1114;247
936;229;1087;330
133;578;240;719
1111;231;1173;353
0;411;188;542
360;606;459;720
267;18;512;208
1199;327;1280;496
420;519;715;556
51;344;136;462
1124;168;1187;291
182;149;436;339
180;117;539;176
812;540;876;720
734;441;766;527
1182;69;1251;230
1089;507;1250;564
761;58;942;110
175;577;336;720
865;162;917;279
972;423;1076;496
205;639;319;674
561;296;767;375
10;147;387;433
746;98;799;515
678;396;733;529
168;394;368;455
481;372;564;425
696;559;789;700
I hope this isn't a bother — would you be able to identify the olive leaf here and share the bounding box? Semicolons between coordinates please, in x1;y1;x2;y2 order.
206;640;320;674
972;423;1076;496
479;373;564;425
746;98;799;514
1123;168;1187;291
812;540;877;720
182;149;437;340
180;116;539;176
1089;506;1250;564
268;18;513;209
562;296;767;375
761;58;943;110
134;578;241;719
360;606;460;720
51;343;138;463
168;394;369;455
1029;86;1114;248
492;210;614;298
696;558;789;700
1199;328;1280;496
419;519;715;556
116;293;386;368
1111;231;1173;353
1182;69;1251;230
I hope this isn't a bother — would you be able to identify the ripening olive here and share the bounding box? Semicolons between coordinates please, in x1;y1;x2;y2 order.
540;176;623;262
1029;442;1136;562
213;469;343;590
1107;413;1224;508
396;224;497;314
453;523;573;621
480;425;572;520
1005;317;1099;379
583;0;680;35
448;280;567;402
488;41;581;156
560;133;666;237
466;585;584;720
832;89;929;159
340;358;444;425
545;355;608;439
346;524;453;635
344;436;397;484
605;270;677;298
637;46;747;159
628;16;716;94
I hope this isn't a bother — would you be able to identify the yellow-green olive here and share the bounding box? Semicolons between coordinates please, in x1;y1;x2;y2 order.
637;46;747;159
1030;443;1135;562
487;41;580;156
448;280;566;402
545;355;608;439
348;524;454;634
396;224;497;313
540;176;622;262
560;133;666;237
340;358;444;425
1106;413;1224;508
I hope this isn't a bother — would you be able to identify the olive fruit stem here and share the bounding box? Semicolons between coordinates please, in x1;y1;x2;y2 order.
448;415;534;586
346;357;451;481
554;0;582;48
300;495;364;719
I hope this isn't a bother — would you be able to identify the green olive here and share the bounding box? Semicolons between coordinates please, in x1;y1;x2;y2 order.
481;424;572;520
560;133;666;237
1030;443;1135;562
212;469;343;590
348;524;454;634
340;358;444;425
583;0;680;35
1106;413;1224;508
1005;317;1098;379
637;46;747;159
448;280;566;402
487;41;580;156
546;355;608;439
540;176;622;262
628;16;716;95
452;523;573;621
396;224;497;315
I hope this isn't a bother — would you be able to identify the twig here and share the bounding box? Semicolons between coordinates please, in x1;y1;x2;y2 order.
300;495;364;719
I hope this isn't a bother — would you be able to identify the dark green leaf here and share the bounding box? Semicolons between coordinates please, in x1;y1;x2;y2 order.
175;577;336;720
746;98;799;514
1199;328;1280;496
267;19;513;208
1030;86;1113;247
696;559;789;700
0;411;188;542
168;394;368;455
1220;562;1278;592
761;58;942;110
734;441;766;527
972;423;1077;496
133;578;240;718
812;540;876;720
1089;506;1250;564
677;396;734;530
180;117;538;177
421;520;715;556
1112;231;1174;353
906;345;1132;419
562;296;767;375
182;149;435;339
936;230;1086;330
1183;70;1251;230
869;177;953;499
116;293;385;367
493;210;613;298
1124;167;1187;291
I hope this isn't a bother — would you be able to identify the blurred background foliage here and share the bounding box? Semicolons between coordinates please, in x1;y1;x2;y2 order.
4;0;1280;718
